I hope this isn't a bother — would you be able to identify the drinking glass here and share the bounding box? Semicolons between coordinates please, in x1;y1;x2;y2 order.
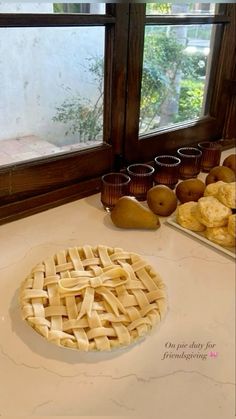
154;155;181;189
177;147;202;179
101;172;131;212
127;163;154;201
198;141;222;172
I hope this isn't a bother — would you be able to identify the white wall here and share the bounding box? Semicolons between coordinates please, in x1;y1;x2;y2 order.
0;2;52;12
0;3;104;145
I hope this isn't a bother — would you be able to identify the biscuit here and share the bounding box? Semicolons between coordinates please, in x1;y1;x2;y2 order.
176;202;205;232
217;182;236;209
196;196;232;228
205;226;236;248
228;214;236;238
204;181;225;198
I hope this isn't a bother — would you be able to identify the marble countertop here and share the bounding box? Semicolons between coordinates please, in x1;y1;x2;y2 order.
0;149;235;418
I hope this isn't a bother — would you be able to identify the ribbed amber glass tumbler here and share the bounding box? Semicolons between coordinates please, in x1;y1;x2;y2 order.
101;172;131;212
198;141;222;172
127;163;154;201
154;155;181;189
177;147;202;179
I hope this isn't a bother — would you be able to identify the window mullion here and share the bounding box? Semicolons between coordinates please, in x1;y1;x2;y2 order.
0;13;115;27
145;15;230;26
109;4;130;169
124;4;146;164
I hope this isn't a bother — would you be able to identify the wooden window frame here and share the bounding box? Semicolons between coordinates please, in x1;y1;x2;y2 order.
124;3;236;163
0;3;235;225
0;4;130;224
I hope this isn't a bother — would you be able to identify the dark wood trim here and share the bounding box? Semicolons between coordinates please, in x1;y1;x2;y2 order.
0;13;115;27
124;4;145;164
0;144;112;202
0;7;116;224
103;4;116;145
0;143;110;170
225;80;236;96
139;114;235;162
132;116;222;163
124;3;235;164
222;93;236;140
103;25;113;145
0;176;101;225
106;4;116;17
145;15;230;25
210;4;236;135
109;3;130;167
222;53;236;140
203;23;225;115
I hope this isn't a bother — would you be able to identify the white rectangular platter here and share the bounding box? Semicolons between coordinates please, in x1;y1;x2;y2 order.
167;216;236;260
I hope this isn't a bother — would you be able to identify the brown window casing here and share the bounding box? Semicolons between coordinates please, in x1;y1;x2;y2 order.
124;4;235;163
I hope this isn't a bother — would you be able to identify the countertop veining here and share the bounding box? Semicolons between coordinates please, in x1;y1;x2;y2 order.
0;149;235;417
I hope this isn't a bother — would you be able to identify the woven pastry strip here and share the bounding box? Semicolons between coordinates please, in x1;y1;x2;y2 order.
20;245;167;351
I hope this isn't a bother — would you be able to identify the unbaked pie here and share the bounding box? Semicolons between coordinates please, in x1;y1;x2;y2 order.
20;245;167;351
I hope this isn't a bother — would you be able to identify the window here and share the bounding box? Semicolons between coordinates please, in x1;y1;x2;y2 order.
139;23;215;135
0;26;105;164
124;3;235;162
0;2;106;166
139;4;220;135
0;3;235;224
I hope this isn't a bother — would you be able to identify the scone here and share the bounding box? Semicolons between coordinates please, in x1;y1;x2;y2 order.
204;181;225;198
217;182;236;209
205;226;236;248
176;201;205;232
196;196;232;227
228;214;236;238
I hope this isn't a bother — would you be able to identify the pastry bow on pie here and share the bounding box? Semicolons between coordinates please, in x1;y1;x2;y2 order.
20;245;167;351
58;266;130;319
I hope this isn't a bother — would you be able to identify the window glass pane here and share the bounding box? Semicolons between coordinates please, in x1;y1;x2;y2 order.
146;3;216;15
139;24;215;136
0;26;104;165
0;2;106;14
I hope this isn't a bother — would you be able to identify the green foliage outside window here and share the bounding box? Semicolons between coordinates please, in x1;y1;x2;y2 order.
140;31;184;130
52;57;104;142
52;3;208;140
53;42;207;140
146;3;171;14
176;79;204;122
53;3;85;13
139;27;207;133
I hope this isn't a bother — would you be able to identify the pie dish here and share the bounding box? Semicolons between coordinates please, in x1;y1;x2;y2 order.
20;245;167;351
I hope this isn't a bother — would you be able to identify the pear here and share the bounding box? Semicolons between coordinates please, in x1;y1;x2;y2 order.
110;196;160;230
205;165;235;185
175;179;205;204
147;184;178;215
223;154;236;173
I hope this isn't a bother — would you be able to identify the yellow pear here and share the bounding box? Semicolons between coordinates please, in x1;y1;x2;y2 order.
147;184;178;215
205;165;235;185
110;196;160;230
223;154;236;173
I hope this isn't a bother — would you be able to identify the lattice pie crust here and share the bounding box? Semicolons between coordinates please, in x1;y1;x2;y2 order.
20;245;167;351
